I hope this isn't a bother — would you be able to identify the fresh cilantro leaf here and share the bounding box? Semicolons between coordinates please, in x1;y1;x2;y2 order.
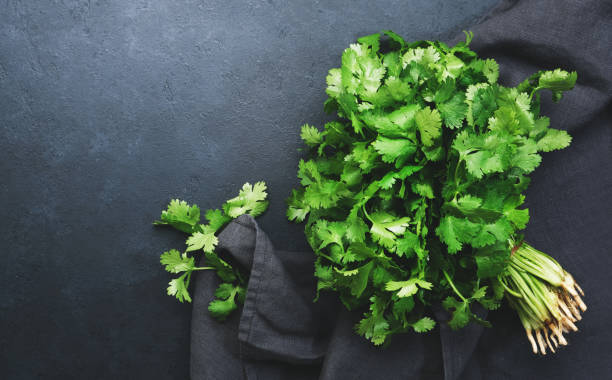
537;128;572;152
455;195;482;213
505;208;529;230
315;220;345;250
395;231;418;258
205;209;232;233
372;137;417;167
436;216;479;253
345;215;369;243
470;218;513;248
167;273;192;303
301;124;323;147
511;139;541;174
357;33;381;53
538;69;577;92
482;59;499;84
303;179;345;209
155;199;200;233
160;249;195;273
438;93;467;129
471;286;488;300
208;283;244;321
468;85;497;128
369;212;410;249
356;296;390;345
412;317;436;333
392;297;415;320
223;182;269;218
443;296;470;329
411;180;435;199
474;243;510;278
186;231;218;253
415;107;442;146
385;278;433;298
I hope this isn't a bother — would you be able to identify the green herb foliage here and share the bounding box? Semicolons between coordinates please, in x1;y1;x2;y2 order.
155;182;268;320
287;31;576;345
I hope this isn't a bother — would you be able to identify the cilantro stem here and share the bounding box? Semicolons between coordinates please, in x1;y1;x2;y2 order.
443;270;467;302
499;276;523;298
452;157;464;198
512;242;564;286
318;252;336;263
510;259;560;286
192;266;215;271
362;204;374;223
508;269;548;320
529;87;542;101
454;158;462;184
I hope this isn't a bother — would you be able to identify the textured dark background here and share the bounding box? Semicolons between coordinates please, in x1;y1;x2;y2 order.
1;1;503;378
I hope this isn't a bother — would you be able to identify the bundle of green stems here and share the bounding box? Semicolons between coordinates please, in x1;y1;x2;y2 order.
500;240;586;354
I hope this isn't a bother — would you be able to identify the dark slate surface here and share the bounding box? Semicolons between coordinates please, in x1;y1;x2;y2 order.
1;1;499;378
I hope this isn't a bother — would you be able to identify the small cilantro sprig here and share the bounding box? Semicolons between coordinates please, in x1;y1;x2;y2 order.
288;31;579;347
154;182;268;320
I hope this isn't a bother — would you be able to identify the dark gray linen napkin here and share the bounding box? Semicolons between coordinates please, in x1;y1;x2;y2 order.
191;0;612;378
192;214;444;380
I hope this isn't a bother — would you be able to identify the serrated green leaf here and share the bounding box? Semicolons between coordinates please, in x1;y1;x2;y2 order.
208;296;238;320
370;212;411;249
471;286;488;300
415;106;442;146
505;208;529;230
186;231;218;253
412;317;436;333
205;209;231;233
443;296;470;329
537;128;572;152
396;231;418;258
385;278;433;298
160;249;195;273
167;274;192;303
155;199;200;233
223;181;269;218
357;33;381;53
474;243;510;278
482;59;499;84
438;92;467;129
436;216;479;254
301;124;323;147
372;137;417;166
346;216;369;243
538;69;577;92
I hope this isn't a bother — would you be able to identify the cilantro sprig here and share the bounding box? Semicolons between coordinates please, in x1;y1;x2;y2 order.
154;182;268;320
288;31;581;347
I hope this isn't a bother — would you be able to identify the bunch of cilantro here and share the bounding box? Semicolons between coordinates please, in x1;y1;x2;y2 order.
155;182;268;320
287;31;578;345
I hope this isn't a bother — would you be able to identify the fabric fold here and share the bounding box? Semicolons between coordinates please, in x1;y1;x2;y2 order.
230;215;338;365
191;215;339;379
434;305;487;380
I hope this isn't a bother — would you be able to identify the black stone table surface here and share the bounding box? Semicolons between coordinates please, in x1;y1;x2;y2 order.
1;1;500;378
